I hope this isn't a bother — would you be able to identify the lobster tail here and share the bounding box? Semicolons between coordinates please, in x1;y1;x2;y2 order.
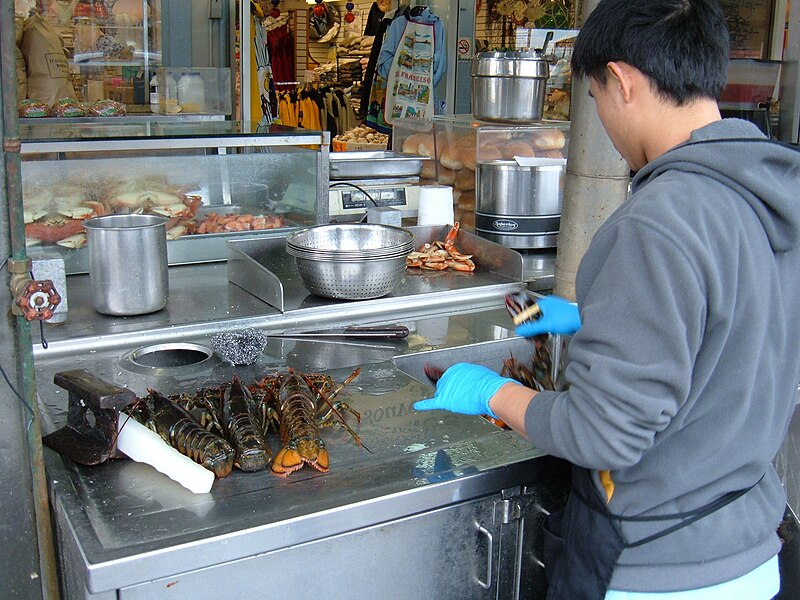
147;390;236;478
223;376;272;472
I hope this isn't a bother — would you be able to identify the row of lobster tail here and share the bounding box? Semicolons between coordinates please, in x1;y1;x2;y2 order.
129;368;364;479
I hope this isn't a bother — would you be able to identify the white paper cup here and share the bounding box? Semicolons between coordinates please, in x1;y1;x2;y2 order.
417;185;455;226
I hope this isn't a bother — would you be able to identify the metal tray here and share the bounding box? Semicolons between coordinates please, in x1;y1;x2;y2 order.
329;151;426;180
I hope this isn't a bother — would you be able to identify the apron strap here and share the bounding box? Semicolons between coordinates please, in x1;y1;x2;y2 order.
571;473;765;549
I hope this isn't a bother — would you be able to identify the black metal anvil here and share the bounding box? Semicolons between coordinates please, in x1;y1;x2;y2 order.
42;369;137;466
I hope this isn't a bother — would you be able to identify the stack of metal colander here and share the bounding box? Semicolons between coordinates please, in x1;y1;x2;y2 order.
286;223;415;300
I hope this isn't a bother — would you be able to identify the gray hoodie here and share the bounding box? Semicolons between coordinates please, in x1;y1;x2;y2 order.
525;119;800;592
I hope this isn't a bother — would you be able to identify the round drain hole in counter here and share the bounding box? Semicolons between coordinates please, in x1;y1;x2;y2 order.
129;343;213;368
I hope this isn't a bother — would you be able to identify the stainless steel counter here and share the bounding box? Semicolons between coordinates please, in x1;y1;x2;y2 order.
34;251;568;599
520;248;557;291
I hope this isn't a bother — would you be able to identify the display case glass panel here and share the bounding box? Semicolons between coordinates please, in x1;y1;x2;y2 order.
20;121;329;272
393;116;569;232
23;0;162;112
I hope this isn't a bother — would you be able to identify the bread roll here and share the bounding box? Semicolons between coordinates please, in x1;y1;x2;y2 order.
502;140;535;160
458;209;475;231
417;134;437;157
461;147;477;171
455;131;477;149
536;148;565;159
531;129;566;150
478;131;512;148
421;158;437;179
402;133;424;154
437;167;455;185
455;168;475;191
440;144;464;171
458;190;476;211
479;145;503;162
451;137;476;171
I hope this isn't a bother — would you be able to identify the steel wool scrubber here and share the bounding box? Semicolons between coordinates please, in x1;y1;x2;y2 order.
211;329;268;365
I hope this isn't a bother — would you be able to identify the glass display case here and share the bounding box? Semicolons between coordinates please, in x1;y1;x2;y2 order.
20;120;330;273
393;115;569;246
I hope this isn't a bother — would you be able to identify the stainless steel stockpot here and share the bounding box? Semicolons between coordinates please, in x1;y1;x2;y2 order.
83;213;169;316
474;159;565;249
470;50;550;123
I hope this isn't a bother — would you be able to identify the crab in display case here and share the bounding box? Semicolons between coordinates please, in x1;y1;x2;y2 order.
23;183;107;248
22;172;291;248
22;175;200;248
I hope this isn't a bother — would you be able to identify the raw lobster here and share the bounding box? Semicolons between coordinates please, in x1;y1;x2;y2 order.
222;376;272;472
265;368;365;476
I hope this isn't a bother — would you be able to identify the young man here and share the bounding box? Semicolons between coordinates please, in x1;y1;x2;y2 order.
414;1;800;598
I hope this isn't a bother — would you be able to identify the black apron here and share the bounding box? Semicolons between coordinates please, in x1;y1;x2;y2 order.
543;466;761;600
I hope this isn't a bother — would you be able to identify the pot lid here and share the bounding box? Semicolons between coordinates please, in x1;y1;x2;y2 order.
470;51;550;79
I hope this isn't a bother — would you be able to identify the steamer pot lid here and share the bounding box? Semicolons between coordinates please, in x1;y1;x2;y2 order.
470;50;550;79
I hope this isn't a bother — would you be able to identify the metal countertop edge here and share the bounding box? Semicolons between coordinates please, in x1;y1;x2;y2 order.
63;452;565;594
33;282;526;360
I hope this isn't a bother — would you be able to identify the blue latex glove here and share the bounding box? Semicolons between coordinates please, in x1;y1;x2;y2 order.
413;363;517;418
515;295;581;337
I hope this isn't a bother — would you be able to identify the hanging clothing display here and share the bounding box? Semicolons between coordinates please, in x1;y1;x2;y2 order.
267;21;295;90
377;7;446;86
359;13;392;120
366;6;445;133
251;12;275;123
276;86;357;137
278;91;299;126
363;2;385;36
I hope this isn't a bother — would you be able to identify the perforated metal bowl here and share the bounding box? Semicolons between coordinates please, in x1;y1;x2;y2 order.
286;223;414;300
286;223;415;257
293;253;408;300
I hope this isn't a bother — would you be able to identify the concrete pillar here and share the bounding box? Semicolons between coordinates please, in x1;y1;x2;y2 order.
553;0;630;301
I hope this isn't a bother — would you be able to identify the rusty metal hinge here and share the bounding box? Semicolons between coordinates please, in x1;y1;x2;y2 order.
3;136;21;153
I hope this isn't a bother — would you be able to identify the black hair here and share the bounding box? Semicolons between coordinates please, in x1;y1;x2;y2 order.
571;0;730;105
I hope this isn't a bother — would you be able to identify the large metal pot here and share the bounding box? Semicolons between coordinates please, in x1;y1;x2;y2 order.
83;214;169;315
475;159;565;249
471;50;550;123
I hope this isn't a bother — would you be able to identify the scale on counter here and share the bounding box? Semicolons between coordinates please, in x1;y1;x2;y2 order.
329;177;421;220
328;151;426;221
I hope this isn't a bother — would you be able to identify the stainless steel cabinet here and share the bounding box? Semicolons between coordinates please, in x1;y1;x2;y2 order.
68;479;567;600
118;494;502;600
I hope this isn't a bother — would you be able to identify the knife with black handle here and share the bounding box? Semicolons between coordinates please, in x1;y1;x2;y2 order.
268;325;410;340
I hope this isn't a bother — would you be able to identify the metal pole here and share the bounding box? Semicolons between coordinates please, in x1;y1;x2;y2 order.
0;6;60;599
552;0;630;301
779;0;800;143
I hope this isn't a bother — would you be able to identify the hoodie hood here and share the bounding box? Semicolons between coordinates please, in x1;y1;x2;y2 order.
407;7;440;25
632;118;800;252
